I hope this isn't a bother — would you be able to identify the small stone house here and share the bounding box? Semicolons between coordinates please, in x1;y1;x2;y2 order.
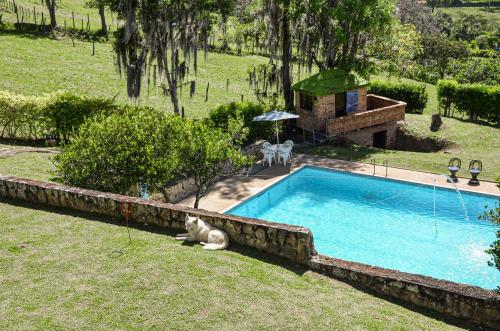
292;69;406;148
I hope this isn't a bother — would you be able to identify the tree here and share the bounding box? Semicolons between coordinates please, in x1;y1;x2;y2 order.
114;0;216;115
44;0;57;33
85;0;109;35
262;0;295;111
369;23;422;76
396;0;439;34
426;0;450;12
420;33;468;79
452;13;489;42
53;107;182;197
176;119;252;208
297;0;394;74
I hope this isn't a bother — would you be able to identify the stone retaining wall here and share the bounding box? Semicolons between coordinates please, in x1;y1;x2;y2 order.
0;175;315;264
310;255;500;329
0;174;499;328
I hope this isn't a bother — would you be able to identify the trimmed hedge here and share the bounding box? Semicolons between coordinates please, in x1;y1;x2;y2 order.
207;101;275;142
436;80;499;123
0;91;118;142
368;80;428;114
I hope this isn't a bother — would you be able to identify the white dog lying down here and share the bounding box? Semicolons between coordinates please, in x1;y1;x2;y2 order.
175;214;229;250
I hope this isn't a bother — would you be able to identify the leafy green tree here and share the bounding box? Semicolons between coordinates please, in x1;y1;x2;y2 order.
369;23;422;76
396;0;438;34
53;107;182;198
447;58;500;85
452;13;489;42
434;11;453;37
297;0;394;75
176;119;252;208
420;33;468;79
426;0;450;12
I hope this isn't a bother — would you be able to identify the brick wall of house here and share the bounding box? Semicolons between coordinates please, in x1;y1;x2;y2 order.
295;88;368;133
326;95;406;136
343;122;400;148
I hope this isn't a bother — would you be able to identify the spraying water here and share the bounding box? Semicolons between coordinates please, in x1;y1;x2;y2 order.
440;174;470;221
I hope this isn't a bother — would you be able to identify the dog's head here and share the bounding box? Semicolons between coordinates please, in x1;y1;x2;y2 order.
185;214;199;232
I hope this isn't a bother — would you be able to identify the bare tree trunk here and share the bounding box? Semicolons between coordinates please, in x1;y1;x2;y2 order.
194;190;201;209
98;5;107;35
45;0;56;32
282;0;293;111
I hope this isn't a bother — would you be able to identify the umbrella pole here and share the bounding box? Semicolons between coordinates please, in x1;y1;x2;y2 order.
275;121;280;145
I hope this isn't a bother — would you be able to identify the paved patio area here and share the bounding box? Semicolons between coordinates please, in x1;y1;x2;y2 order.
178;154;500;212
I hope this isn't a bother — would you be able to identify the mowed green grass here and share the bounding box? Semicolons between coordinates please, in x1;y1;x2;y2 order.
438;6;500;22
298;113;500;181
0;30;265;118
0;201;464;330
0;152;54;182
0;0;116;32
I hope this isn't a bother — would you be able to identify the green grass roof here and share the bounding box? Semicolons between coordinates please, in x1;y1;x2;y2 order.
292;69;369;97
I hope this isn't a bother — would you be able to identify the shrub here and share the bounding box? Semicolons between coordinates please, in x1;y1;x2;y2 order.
454;83;500;123
368;80;428;114
436;79;458;117
0;91;47;141
436;79;499;123
0;90;119;143
208;101;274;142
53;107;183;196
44;92;118;142
447;58;499;86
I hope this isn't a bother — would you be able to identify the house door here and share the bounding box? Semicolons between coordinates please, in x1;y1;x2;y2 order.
373;130;387;149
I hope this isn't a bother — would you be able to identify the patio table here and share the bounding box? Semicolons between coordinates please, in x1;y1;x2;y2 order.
266;144;286;153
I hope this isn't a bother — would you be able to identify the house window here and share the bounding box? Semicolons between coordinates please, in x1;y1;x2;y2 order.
346;90;359;113
335;93;347;118
300;93;315;111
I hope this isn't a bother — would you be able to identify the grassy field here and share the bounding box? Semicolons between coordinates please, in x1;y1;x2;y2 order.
0;30;266;118
438;6;500;21
298;113;500;181
0;0;116;32
0;200;464;330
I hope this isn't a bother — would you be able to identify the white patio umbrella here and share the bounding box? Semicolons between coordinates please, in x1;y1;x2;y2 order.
252;110;299;145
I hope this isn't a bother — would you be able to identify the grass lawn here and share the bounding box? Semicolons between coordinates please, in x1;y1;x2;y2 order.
297;114;500;181
0;152;54;182
437;6;500;21
0;201;464;330
0;0;116;32
0;29;266;119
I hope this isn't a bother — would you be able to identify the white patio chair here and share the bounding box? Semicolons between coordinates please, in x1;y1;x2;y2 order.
262;141;272;149
282;140;294;158
261;149;275;167
278;147;292;165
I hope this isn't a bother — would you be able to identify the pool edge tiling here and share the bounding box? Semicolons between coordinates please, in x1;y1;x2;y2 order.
226;165;500;290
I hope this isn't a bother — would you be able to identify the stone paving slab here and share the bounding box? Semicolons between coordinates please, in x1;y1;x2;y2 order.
178;153;500;212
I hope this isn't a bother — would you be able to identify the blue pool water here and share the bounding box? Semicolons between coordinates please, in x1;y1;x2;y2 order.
227;166;500;289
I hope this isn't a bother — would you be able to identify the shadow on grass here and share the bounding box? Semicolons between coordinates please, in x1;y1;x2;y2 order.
0;197;481;330
296;144;381;163
0;23;109;43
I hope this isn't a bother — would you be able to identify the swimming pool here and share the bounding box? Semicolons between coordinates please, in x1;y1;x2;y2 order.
227;166;500;289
